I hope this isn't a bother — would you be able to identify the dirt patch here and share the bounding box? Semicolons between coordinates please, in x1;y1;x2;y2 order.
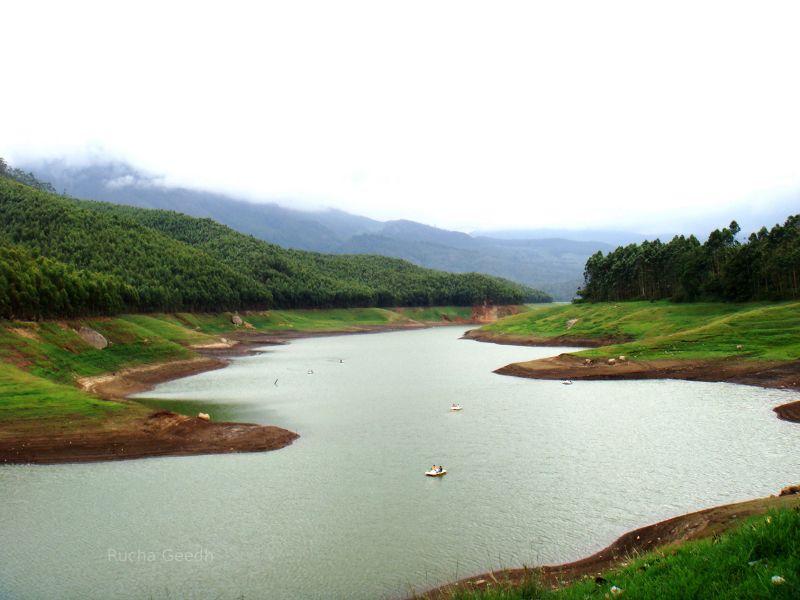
0;411;298;465
491;353;800;393
8;327;41;341
188;340;239;350
76;357;227;399
416;492;800;599
466;329;800;393
470;305;527;324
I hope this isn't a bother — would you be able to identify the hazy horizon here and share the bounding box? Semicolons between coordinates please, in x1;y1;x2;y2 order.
13;154;795;243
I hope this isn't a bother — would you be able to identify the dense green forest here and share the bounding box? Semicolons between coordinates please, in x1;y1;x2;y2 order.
0;244;136;319
78;201;545;307
579;218;800;302
0;172;549;318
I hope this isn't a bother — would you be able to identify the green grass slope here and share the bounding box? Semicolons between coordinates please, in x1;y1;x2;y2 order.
0;316;211;429
0;318;196;385
165;307;414;333
446;508;800;600
477;301;800;362
0;362;137;431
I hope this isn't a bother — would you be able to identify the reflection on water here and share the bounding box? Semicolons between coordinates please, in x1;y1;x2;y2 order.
1;327;797;600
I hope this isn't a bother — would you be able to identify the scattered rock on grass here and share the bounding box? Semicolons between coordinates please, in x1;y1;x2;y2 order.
77;327;108;349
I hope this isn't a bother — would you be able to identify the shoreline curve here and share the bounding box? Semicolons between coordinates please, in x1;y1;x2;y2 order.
414;490;800;599
464;329;800;396
0;321;474;465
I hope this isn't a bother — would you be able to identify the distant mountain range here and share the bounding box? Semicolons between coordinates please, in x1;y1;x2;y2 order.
25;160;631;300
471;228;655;247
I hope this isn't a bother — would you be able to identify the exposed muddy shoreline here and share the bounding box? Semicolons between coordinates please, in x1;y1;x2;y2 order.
416;491;800;598
493;353;800;392
0;410;299;465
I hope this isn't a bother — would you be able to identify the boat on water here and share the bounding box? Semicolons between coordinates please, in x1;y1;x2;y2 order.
425;469;447;477
562;380;573;385
450;404;463;411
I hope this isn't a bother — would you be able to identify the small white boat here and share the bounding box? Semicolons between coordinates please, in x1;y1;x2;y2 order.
425;469;447;477
561;380;573;385
450;404;463;411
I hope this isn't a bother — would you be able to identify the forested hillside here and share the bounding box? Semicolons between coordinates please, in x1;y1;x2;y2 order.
0;244;136;319
79;200;546;307
579;219;800;302
0;176;549;318
25;160;609;299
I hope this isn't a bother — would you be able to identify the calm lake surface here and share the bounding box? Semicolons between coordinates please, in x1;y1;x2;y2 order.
1;326;798;600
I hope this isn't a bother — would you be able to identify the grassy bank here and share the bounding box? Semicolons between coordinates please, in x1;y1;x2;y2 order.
170;306;484;333
475;301;800;362
0;306;514;431
439;506;800;600
0;362;142;436
168;307;418;334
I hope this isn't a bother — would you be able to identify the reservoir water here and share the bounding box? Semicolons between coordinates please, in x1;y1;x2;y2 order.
1;326;797;599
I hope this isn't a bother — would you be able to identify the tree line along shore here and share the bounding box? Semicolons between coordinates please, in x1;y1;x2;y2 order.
579;217;799;303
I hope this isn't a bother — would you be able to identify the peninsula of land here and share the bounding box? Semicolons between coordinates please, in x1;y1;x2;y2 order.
465;301;800;419
0;306;522;465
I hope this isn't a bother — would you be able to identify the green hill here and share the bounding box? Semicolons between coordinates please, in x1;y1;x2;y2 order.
24;160;610;300
0;176;550;318
475;300;800;362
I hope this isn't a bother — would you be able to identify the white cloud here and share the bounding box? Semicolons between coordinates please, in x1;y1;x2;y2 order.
2;0;800;233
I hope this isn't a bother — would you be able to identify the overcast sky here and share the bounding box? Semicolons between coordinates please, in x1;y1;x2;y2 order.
2;1;799;234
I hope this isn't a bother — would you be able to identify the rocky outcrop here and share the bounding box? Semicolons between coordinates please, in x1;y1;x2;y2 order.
78;327;108;349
